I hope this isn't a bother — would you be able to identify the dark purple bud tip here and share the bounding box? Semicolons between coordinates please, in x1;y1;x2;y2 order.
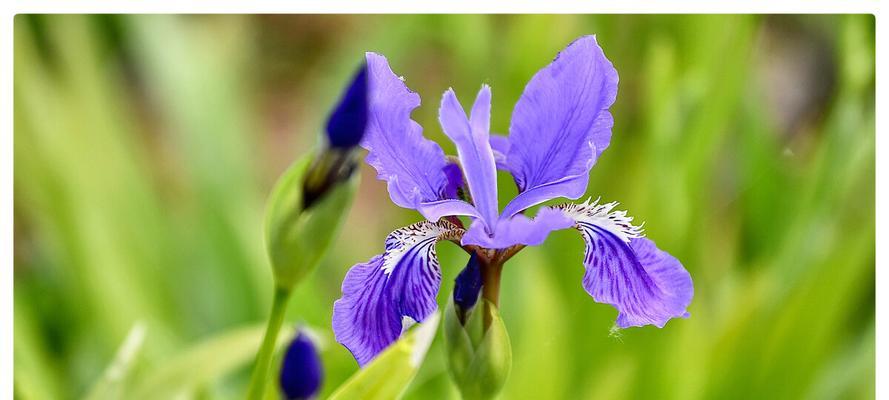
326;63;368;149
280;330;323;400
453;253;483;325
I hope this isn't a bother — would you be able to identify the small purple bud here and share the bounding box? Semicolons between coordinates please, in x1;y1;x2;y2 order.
279;330;323;400
453;253;483;324
302;62;367;210
326;63;368;149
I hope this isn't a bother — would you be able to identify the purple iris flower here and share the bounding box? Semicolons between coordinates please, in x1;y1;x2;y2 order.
333;36;693;367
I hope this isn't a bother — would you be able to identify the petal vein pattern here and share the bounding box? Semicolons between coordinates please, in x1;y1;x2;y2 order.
333;220;464;366
382;220;464;275
362;52;455;212
503;36;619;217
554;200;693;329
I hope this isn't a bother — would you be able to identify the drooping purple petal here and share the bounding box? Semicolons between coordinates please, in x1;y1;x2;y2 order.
623;237;693;326
333;220;464;366
438;86;499;227
332;256;395;367
461;207;573;249
502;36;619;218
558;199;692;328
362;53;477;218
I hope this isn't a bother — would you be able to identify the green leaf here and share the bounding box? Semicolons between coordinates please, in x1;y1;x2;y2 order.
328;312;440;400
129;324;291;400
265;153;359;289
84;322;147;400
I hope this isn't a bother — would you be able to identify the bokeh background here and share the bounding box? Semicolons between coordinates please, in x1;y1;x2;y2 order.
14;14;875;399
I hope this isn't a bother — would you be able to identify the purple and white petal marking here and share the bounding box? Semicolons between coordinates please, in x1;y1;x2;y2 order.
332;220;464;366
557;198;692;328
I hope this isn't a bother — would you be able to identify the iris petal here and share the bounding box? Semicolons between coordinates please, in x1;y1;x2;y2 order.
333;220;464;366
558;199;693;328
439;86;500;227
489;134;511;172
461;207;573;249
362;53;476;217
502;35;618;217
417;199;483;222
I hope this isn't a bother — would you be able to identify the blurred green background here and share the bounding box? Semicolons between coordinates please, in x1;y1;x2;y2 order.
14;14;874;399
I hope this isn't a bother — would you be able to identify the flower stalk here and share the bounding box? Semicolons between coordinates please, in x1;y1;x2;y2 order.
246;286;292;399
246;62;367;398
479;256;502;330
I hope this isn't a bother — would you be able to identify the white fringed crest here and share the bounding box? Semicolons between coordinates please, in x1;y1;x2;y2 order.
557;197;644;243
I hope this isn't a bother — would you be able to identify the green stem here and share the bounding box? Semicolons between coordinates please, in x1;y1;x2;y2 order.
481;258;503;331
246;286;292;399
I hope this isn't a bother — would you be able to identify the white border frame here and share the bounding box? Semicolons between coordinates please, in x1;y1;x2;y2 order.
1;5;883;400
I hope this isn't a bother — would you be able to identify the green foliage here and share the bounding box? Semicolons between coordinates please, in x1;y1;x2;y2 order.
13;14;874;399
328;313;440;400
128;324;291;400
83;323;146;400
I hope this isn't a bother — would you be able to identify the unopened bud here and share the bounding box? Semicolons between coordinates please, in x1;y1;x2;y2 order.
303;63;368;210
453;253;483;325
443;298;512;400
279;330;323;400
265;62;366;289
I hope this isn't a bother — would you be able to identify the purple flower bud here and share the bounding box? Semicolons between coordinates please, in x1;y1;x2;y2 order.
453;253;483;324
279;330;323;400
326;63;368;149
302;62;367;210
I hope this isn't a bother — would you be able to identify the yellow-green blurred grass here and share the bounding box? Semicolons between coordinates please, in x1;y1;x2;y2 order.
14;15;874;399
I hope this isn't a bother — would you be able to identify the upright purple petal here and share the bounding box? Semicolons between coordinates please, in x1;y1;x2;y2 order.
362;53;477;218
461;207;573;249
489;134;511;172
502;36;619;218
333;220;464;366
438;86;499;227
557;199;693;328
